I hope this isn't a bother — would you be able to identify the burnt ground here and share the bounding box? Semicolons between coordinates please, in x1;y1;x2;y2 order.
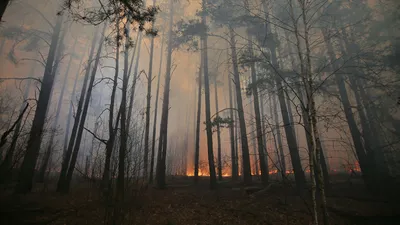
0;175;399;225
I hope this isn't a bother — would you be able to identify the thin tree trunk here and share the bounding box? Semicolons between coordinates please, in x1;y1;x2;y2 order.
38;38;77;183
249;101;259;177
229;27;252;185
201;0;217;189
268;15;306;190
143;0;156;179
271;94;285;177
194;54;202;183
322;31;373;190
243;0;269;182
63;55;84;160
156;0;174;189
15;15;63;194
126;31;141;131
64;23;106;193
102;20;121;190
117;20;131;201
149;30;164;183
58;25;99;192
214;72;222;181
227;61;238;180
0;78;32;183
0;0;10;22
274;69;306;191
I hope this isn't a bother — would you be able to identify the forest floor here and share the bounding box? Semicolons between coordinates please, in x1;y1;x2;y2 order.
0;174;399;225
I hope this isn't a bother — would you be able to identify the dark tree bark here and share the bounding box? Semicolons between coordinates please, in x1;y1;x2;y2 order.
0;66;34;180
229;26;252;185
63;23;106;193
243;0;269;183
201;0;217;189
102;20;122;190
194;54;202;184
156;0;174;189
117;20;132;200
322;31;374;189
15;15;63;194
271;94;285;177
339;31;389;185
63;56;84;159
213;72;223;181
248;101;259;176
275;76;306;191
0;0;10;22
267;28;306;191
149;30;164;183
58;25;99;193
38;38;77;183
227;65;238;180
143;0;156;179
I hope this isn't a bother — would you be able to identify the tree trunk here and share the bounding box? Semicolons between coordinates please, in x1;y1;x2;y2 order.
0;0;10;22
248;100;259;177
339;32;389;185
201;0;217;189
64;23;106;193
156;0;174;189
194;54;202;183
322;31;374;189
213;72;223;181
117;20;131;201
229;26;252;185
102;20;122;190
38;38;77;183
57;25;99;193
15;15;63;194
243;6;269;182
149;30;164;183
143;4;156;179
272;94;285;177
268;24;306;190
227;63;238;180
126;31;141;128
0;75;32;183
63;55;84;160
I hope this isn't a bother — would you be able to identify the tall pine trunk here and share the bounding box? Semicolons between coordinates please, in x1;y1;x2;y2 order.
244;0;268;184
63;55;84;160
58;25;99;192
272;94;285;177
38;38;77;183
102;20;122;190
149;30;164;183
269;23;306;191
156;0;174;188
194;54;202;183
64;23;106;193
322;31;373;190
201;0;217;189
16;15;63;194
117;20;131;201
229;27;252;184
227;61;238;180
213;73;222;180
143;0;156;179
